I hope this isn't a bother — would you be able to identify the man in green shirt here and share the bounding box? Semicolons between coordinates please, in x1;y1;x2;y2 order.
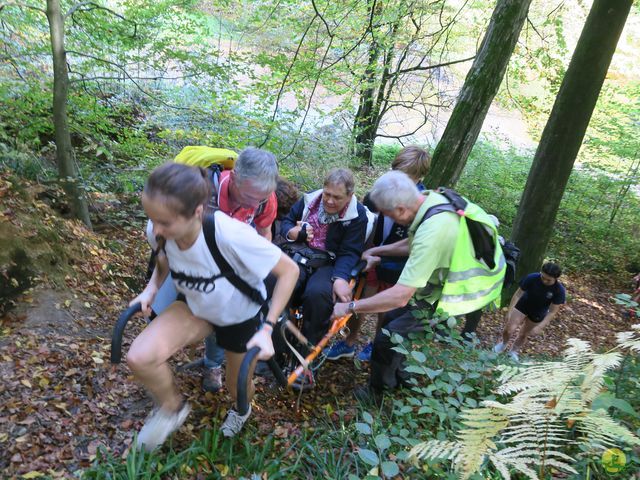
332;171;459;397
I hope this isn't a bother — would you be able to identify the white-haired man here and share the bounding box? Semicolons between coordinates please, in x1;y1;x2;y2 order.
332;170;459;401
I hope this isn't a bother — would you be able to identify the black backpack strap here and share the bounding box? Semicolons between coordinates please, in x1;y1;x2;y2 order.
418;188;496;269
418;203;457;227
416;187;467;226
436;187;467;213
202;213;267;308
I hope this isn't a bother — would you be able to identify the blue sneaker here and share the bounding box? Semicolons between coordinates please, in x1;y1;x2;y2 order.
323;340;356;360
357;342;373;362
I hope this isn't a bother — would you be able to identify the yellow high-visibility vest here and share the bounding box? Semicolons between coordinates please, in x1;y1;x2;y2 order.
425;191;506;317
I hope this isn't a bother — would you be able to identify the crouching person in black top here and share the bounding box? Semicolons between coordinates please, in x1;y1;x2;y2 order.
493;262;566;361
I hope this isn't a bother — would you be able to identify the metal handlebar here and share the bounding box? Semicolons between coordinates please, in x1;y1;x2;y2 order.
110;302;142;364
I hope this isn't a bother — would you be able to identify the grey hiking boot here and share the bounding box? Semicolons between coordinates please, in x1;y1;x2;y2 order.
136;402;191;452
221;405;252;437
203;366;223;393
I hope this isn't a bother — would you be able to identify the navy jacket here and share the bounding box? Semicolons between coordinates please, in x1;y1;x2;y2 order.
280;189;368;281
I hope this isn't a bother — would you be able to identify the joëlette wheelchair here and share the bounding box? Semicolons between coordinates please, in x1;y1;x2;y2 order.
110;260;367;417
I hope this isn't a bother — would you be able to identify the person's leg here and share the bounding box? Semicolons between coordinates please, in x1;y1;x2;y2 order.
225;350;258;405
127;302;213;450
369;306;424;391
150;275;178;317
215;315;261;437
127;302;213;411
511;317;538;353
502;308;526;345
203;333;225;392
204;334;225;368
300;265;334;345
344;282;377;345
461;309;483;341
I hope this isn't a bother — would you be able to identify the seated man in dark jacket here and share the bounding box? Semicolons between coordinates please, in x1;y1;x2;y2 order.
281;168;368;385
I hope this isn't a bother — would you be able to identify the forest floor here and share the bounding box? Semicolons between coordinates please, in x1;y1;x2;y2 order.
0;170;636;478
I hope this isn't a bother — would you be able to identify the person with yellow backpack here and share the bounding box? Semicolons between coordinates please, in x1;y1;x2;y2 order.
152;146;279;393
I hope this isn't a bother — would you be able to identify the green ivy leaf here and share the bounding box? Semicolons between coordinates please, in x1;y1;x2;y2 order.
362;411;374;424
358;448;380;466
425;368;443;379
374;434;391;451
356;422;372;435
411;351;427;363
381;461;400;477
405;365;426;374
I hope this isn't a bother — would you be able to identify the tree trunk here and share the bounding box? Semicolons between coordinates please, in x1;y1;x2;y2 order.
511;0;632;282
46;0;92;228
424;0;531;188
353;37;382;165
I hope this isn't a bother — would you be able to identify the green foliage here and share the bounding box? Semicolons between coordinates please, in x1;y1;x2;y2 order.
83;420;306;479
457;139;640;275
583;82;640;173
410;328;640;479
371;144;402;168
351;315;505;479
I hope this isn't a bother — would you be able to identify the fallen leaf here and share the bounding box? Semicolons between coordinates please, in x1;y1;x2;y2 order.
22;472;45;479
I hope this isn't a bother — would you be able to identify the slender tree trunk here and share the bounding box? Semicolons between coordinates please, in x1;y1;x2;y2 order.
46;0;92;228
511;0;632;281
424;0;531;188
353;37;396;166
353;37;382;165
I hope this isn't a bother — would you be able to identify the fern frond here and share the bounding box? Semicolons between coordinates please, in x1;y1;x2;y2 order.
564;338;593;357
409;439;460;462
497;361;579;397
580;352;622;403
616;324;640;352
574;409;640;448
541;458;578;474
488;456;514;480
489;449;539;480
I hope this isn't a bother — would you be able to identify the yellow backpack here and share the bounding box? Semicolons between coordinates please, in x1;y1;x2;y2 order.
174;146;237;170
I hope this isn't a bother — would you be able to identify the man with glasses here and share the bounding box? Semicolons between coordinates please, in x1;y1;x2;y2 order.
212;148;278;240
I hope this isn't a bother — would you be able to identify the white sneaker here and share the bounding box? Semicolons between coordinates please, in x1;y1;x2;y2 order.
221;405;251;437
136;402;191;451
509;350;520;362
493;342;505;354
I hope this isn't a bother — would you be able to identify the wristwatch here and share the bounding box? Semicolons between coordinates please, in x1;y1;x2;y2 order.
347;301;357;314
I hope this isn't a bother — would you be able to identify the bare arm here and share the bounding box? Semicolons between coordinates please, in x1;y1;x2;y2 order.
508;288;524;311
332;283;417;319
362;238;411;272
129;254;170;315
531;303;562;334
366;238;410;257
264;253;299;324
247;252;299;360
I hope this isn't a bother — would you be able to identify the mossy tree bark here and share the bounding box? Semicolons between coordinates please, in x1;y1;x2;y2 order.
46;0;92;229
424;0;531;188
511;0;632;282
352;22;397;166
